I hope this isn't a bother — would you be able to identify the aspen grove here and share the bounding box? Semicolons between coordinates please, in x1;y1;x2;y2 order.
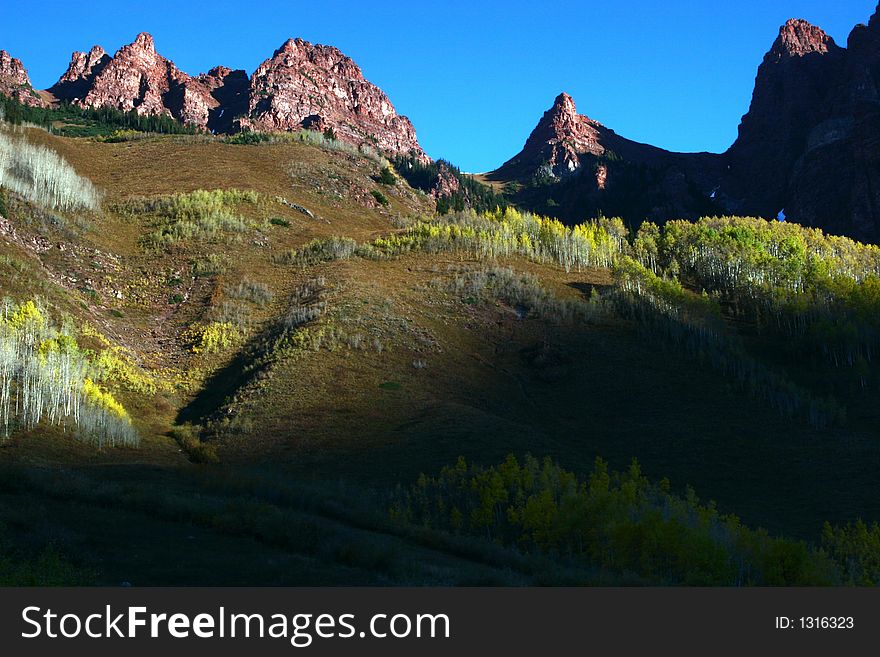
0;299;137;447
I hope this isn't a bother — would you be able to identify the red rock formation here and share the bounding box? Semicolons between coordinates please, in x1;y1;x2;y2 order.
488;92;722;224
51;33;249;133
724;19;845;220
725;5;880;242
50;45;111;101
242;38;425;159
74;33;190;117
0;50;44;107
493;93;606;181
46;34;425;156
769;18;838;60
430;162;461;199
184;66;249;133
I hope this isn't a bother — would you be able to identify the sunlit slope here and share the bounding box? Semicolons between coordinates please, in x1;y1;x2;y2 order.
2;124;880;549
0;127;434;463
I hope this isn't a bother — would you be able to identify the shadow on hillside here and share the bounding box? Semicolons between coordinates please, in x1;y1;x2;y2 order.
174;346;255;428
566;281;611;299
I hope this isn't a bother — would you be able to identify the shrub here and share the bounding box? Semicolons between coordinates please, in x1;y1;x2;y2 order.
93;345;170;395
226;278;274;305
377;166;396;186
0;542;95;585
184;322;242;354
212;301;252;329
286;130;389;165
269;217;291;227
119;189;261;249
371;190;390;206
192;253;230;277
226;131;270;145
447;266;598;323
391;455;837;585
96;129;146;143
280;236;359;266
170;423;219;464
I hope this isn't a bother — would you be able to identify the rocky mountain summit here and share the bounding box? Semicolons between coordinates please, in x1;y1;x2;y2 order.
241;38;424;159
50;33;251;136
489;3;880;242
488;92;721;223
494;93;607;180
50;45;111;101
724;19;846;229
59;34;190;116
726;6;880;242
43;33;424;158
0;50;44;107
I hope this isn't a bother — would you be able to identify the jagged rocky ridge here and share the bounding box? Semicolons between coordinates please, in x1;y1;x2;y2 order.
46;33;425;158
3;5;880;239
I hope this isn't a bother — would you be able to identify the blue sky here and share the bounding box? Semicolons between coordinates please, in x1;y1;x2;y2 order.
1;1;875;171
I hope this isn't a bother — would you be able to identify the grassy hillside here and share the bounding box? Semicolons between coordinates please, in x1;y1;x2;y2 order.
2;119;880;586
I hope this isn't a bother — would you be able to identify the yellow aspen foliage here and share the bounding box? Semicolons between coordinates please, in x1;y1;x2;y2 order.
82;378;130;421
184;322;242;354
7;300;45;329
37;334;78;362
94;347;171;395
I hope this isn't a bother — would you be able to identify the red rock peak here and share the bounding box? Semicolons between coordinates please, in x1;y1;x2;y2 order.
769;19;837;61
0;50;44;107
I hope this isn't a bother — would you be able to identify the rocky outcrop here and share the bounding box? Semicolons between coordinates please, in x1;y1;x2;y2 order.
430;162;461;199
50;45;111;101
488;92;722;225
45;33;425;157
493;93;607;181
723;5;880;242
241;38;425;159
724;19;845;222
0;50;44;107
187;66;249;134
72;33;191;118
51;33;251;134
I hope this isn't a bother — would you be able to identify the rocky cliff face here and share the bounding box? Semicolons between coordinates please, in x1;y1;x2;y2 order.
0;50;44;107
724;5;880;242
788;5;880;242
187;66;249;134
724;19;846;223
430;162;461;199
242;38;425;159
51;32;246;130
45;33;424;158
74;33;190;117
